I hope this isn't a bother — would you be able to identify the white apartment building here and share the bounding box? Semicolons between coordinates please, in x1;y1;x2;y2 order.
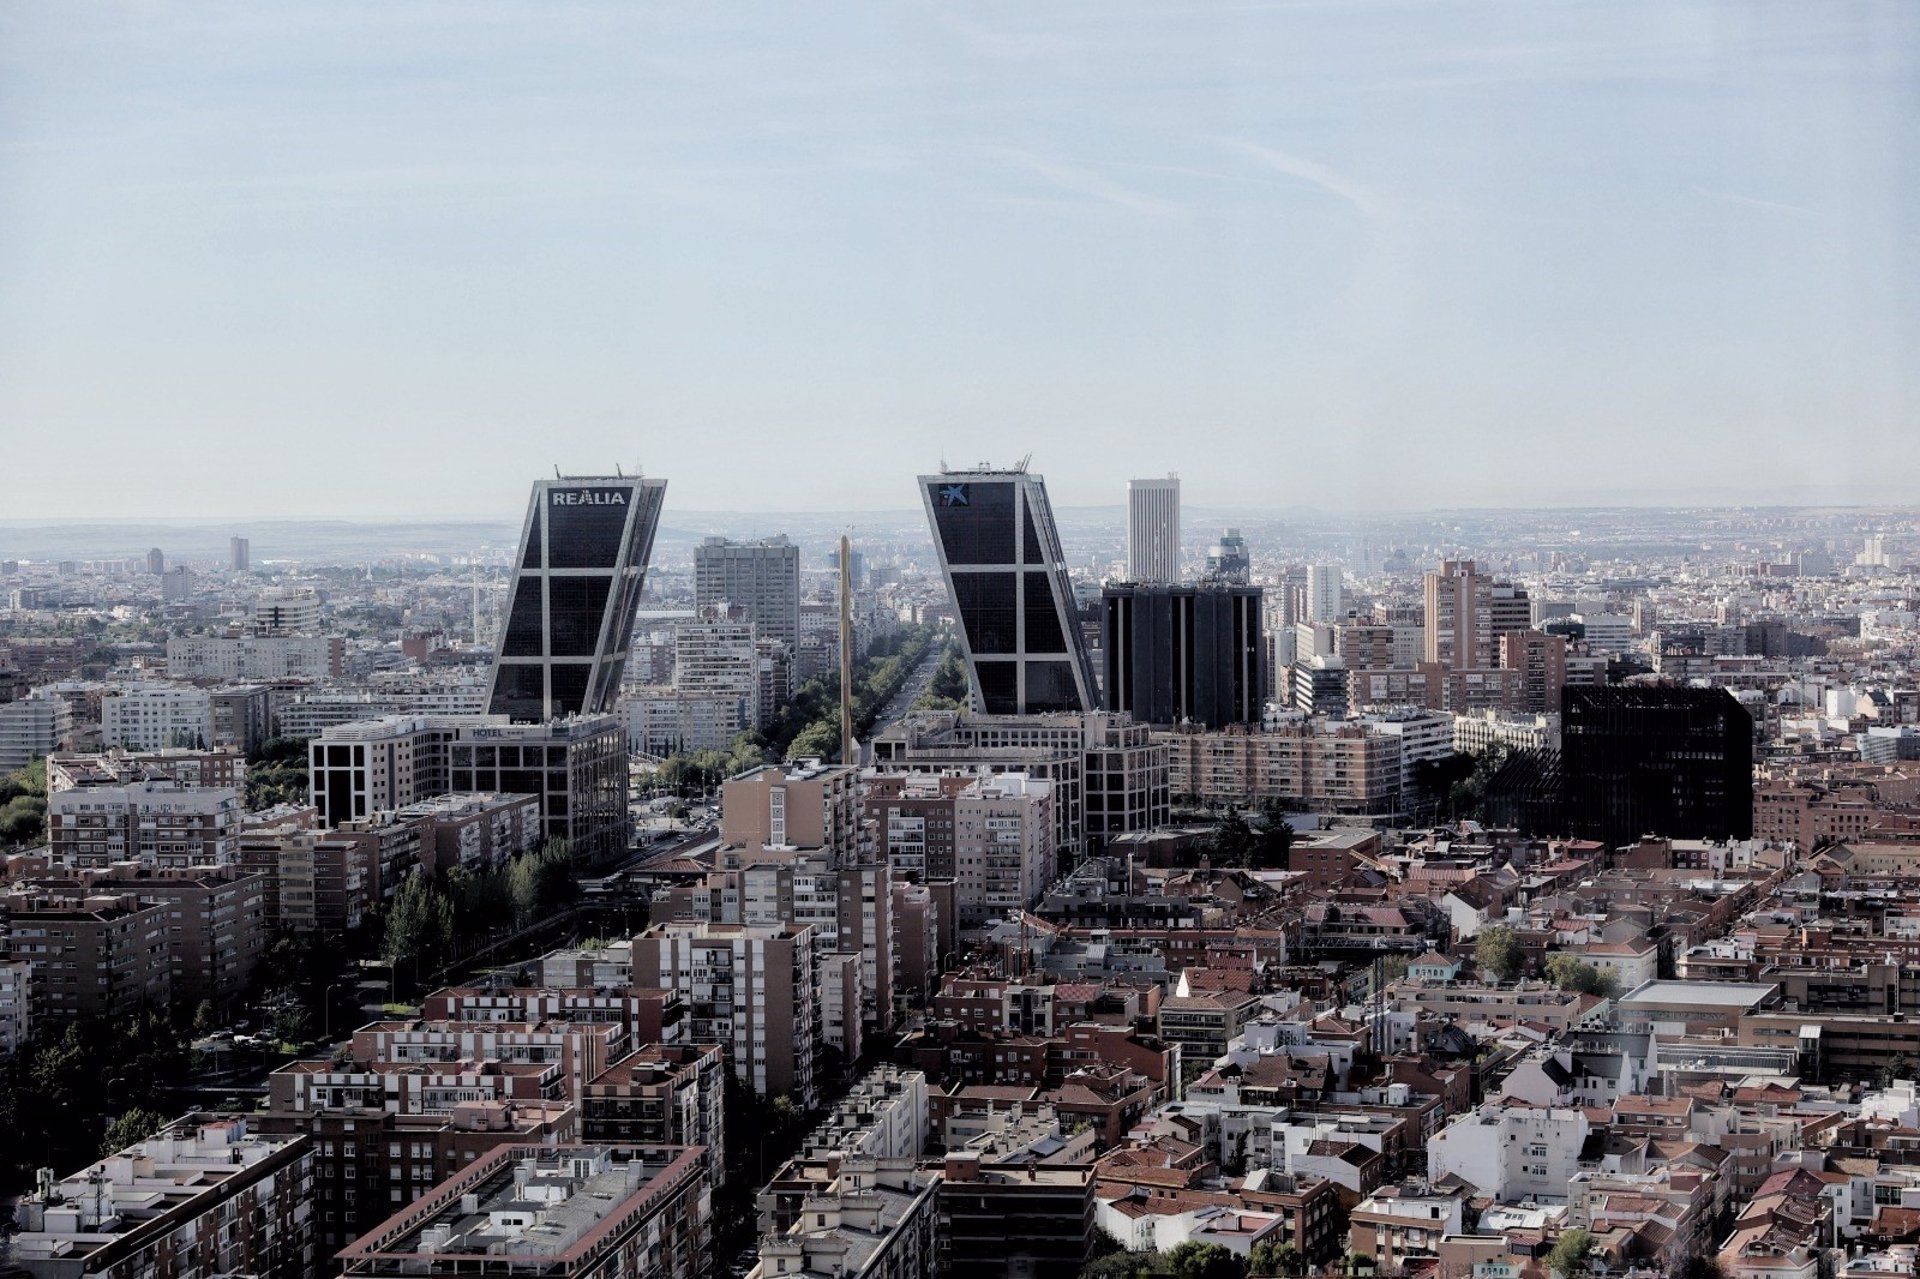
1427;1102;1592;1204
47;780;243;867
1571;612;1635;656
0;692;71;772
167;633;339;680
620;688;752;755
954;773;1054;927
1357;707;1453;799
674;611;762;730
102;683;214;751
1453;709;1562;755
250;588;321;633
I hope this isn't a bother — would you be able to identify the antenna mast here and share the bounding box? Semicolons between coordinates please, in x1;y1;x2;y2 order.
838;535;856;764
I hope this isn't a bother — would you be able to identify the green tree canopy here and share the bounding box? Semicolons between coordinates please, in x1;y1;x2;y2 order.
1475;923;1525;982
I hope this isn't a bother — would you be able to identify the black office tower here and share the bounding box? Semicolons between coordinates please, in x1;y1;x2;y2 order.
1561;685;1753;847
919;466;1099;714
1103;582;1264;728
487;474;667;721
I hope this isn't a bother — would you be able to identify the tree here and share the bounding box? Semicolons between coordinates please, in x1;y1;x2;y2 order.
1167;1242;1246;1279
100;1107;167;1155
1248;1241;1304;1277
1544;952;1623;999
382;872;455;976
1548;1228;1593;1279
1475;923;1524;983
1209;805;1257;867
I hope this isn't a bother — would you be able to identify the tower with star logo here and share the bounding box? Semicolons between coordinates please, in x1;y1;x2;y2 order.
918;463;1098;715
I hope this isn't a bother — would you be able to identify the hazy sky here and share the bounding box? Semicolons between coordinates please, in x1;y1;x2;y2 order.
3;1;1916;520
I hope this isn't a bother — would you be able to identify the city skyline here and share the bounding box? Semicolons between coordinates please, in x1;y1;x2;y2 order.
3;1;1915;519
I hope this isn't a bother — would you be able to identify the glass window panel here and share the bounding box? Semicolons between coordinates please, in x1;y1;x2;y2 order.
1024;661;1084;713
954;572;1019;654
488;665;546;721
500;579;545;657
549;663;591;714
976;661;1019;715
520;514;543;569
548;576;612;656
1023;572;1066;652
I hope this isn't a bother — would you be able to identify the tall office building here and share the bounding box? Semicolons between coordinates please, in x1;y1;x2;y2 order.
145;547;166;576
1305;564;1344;623
1103;582;1264;727
1561;686;1753;848
920;466;1098;715
487;473;666;721
229;536;250;571
1126;475;1181;583
694;534;800;650
1204;529;1251;583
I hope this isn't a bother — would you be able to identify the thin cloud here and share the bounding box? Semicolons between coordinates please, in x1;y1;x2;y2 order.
1221;139;1395;223
985;147;1177;216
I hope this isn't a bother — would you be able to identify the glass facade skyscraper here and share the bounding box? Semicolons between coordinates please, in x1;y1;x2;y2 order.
1103;581;1264;728
487;475;666;721
919;466;1098;715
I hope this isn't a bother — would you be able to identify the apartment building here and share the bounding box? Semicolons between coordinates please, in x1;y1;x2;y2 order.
48;746;247;792
101;682;213;750
46;779;242;868
337;1145;711;1279
0;892;172;1021
721;760;862;863
632;921;822;1107
1162;719;1402;815
7;1115;314;1279
166;632;343;680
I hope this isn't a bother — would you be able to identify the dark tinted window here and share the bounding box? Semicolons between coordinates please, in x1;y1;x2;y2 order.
1023;505;1045;565
954;571;1018;654
549;663;591;714
549;576;612;656
929;480;1015;564
520;512;543;568
547;487;633;568
1023;572;1066;652
500;580;546;656
976;661;1019;714
1025;660;1084;712
489;664;546;720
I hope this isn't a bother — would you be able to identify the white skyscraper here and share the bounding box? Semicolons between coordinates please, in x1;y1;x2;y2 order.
1126;475;1181;583
1306;563;1344;623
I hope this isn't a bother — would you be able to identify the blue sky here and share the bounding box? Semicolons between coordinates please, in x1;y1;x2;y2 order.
2;1;1914;519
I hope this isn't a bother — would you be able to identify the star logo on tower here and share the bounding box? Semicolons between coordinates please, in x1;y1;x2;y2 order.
939;484;969;506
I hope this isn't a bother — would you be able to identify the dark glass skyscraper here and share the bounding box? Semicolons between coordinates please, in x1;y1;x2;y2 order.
1561;685;1754;847
487;474;666;721
1103;582;1264;728
919;466;1098;715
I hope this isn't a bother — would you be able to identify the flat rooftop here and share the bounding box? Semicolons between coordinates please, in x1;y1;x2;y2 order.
1617;980;1780;1009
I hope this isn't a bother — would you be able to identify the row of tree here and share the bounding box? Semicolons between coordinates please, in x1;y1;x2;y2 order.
381;839;579;984
0;1007;192;1193
245;735;311;810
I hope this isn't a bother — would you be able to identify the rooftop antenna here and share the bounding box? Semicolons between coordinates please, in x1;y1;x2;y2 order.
614;463;623;477
1014;453;1032;473
554;465;563;479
